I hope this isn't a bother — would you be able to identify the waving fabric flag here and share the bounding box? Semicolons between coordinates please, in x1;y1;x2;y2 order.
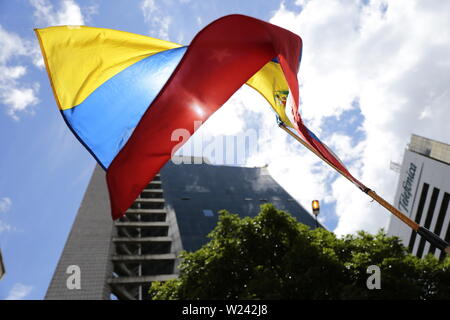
36;15;364;220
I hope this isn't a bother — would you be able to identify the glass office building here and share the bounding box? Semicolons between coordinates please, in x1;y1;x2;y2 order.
45;157;319;300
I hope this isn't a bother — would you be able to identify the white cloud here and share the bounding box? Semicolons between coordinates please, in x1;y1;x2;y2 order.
6;283;33;300
154;16;171;40
30;0;85;26
29;0;88;68
3;86;39;117
328;133;364;163
267;0;450;235
141;0;157;16
197;91;250;137
141;0;173;40
0;1;91;119
185;0;450;236
30;45;45;69
83;4;99;23
0;220;15;233
0;197;12;213
0;26;39;120
0;197;14;233
184;84;334;219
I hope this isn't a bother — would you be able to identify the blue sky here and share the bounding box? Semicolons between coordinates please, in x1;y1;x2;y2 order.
0;0;312;301
1;0;450;300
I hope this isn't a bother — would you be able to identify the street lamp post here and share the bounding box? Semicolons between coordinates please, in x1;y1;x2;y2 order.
312;200;320;229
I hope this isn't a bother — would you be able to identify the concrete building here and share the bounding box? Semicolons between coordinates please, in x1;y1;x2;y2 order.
45;158;318;300
388;135;450;259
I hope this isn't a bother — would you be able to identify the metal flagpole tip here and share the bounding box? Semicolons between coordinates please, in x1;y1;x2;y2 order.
275;115;284;127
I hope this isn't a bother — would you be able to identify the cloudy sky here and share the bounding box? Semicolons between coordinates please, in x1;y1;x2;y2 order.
1;0;449;300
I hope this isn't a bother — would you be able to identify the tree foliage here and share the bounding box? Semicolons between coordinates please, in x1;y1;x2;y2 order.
149;204;450;299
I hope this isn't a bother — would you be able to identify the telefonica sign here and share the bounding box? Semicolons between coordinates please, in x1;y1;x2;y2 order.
398;162;417;213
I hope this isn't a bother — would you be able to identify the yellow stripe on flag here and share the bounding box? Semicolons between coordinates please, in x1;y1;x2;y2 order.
35;26;181;110
247;61;294;128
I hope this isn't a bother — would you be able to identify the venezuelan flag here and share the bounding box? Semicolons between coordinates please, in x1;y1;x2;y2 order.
35;23;295;169
35;15;305;219
37;15;363;220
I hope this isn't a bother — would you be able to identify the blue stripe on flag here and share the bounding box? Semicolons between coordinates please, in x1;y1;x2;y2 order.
62;46;187;169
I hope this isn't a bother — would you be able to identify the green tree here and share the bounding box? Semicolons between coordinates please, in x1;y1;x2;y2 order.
149;204;450;299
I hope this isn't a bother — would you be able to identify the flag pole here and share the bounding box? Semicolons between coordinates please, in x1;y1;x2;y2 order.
277;120;450;256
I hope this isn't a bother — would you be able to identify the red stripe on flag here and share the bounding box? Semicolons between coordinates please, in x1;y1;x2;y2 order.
276;41;366;190
106;15;302;219
293;118;366;190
